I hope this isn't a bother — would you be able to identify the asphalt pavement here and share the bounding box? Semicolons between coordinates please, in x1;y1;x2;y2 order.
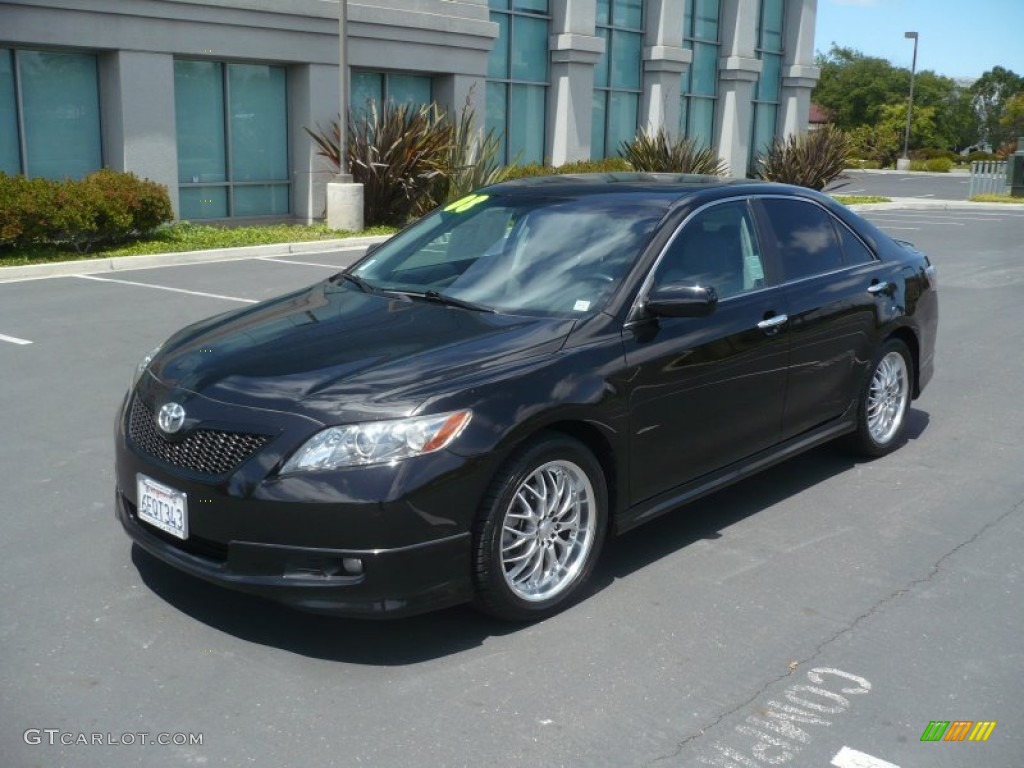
2;204;1023;768
826;169;974;201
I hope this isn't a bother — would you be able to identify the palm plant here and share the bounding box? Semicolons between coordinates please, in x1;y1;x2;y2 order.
619;128;728;175
755;125;853;190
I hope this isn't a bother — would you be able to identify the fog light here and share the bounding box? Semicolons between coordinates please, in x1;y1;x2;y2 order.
342;557;364;575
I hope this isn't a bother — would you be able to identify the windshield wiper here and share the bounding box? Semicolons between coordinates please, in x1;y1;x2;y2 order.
403;290;496;313
333;271;373;292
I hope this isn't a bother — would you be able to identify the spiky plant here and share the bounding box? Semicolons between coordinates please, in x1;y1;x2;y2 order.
305;101;452;226
429;101;510;209
619;128;728;175
755;125;853;190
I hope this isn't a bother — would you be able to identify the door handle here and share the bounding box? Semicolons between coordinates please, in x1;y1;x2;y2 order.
868;281;893;296
757;314;788;335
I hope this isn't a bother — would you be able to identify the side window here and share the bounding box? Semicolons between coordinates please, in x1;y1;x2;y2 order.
834;218;875;265
653;200;766;300
760;198;845;282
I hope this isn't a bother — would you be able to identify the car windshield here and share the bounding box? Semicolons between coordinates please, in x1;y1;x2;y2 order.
350;193;669;316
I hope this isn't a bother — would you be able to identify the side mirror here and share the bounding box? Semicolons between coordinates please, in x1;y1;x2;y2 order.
644;283;718;318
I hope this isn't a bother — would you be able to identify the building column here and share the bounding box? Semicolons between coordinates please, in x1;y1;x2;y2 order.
99;51;179;214
641;0;689;138
433;74;483;118
779;0;820;138
547;0;604;165
715;0;762;177
289;64;340;223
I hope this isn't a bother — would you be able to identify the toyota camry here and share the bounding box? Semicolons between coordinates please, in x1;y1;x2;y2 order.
115;174;938;621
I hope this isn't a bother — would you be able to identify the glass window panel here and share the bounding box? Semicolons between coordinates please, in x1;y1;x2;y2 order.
612;0;643;29
387;74;431;109
179;186;228;220
488;12;510;79
513;0;548;12
760;0;784;52
591;92;606;161
594;29;610;89
0;50;18;174
512;15;548;82
610;30;642;90
175;60;226;183
751;103;777;157
488;0;509;8
509;85;545;165
836;221;874;265
351;71;383;122
761;198;844;281
606;91;637;156
689;97;715;148
694;0;720;41
228;64;287;182
596;0;610;26
679;93;688;137
691;41;718;96
234;184;290;217
20;51;101;180
757;53;781;102
486;81;508;165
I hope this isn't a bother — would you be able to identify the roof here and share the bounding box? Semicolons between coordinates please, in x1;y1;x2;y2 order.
484;172;760;200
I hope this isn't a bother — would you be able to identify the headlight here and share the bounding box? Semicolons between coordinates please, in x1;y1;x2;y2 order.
280;410;472;473
131;344;162;389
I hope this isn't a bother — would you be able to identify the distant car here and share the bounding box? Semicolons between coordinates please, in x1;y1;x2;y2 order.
115;174;938;621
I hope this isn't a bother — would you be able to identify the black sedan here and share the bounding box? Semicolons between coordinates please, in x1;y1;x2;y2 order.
115;174;937;621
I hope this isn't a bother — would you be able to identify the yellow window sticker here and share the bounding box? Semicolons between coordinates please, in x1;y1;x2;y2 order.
444;194;490;213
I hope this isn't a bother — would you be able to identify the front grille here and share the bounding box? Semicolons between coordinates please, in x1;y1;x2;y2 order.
128;397;270;477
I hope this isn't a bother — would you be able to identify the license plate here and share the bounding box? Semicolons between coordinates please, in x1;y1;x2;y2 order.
136;474;189;540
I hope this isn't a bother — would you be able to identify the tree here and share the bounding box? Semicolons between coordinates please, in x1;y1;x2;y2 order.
998;93;1024;150
971;66;1024;148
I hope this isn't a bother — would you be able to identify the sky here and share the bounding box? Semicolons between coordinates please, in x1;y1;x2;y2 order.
814;0;1024;81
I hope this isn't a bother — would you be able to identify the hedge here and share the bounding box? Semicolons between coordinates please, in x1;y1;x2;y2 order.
0;170;173;251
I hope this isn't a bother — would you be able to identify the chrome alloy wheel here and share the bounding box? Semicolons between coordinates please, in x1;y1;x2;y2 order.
867;351;909;445
500;460;597;602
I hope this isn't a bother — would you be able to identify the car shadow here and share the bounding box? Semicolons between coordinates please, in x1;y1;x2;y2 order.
131;409;930;665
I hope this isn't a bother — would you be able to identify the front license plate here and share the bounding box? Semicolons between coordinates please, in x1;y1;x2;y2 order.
136;474;189;540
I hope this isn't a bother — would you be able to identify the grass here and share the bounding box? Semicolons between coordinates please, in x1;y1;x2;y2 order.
0;222;398;268
833;195;892;205
969;193;1024;204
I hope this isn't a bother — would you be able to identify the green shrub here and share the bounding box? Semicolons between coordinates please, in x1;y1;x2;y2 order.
619;128;728;175
924;157;954;172
755;125;853;190
966;150;997;163
0;170;172;252
909;148;956;161
432;102;510;206
498;157;632;181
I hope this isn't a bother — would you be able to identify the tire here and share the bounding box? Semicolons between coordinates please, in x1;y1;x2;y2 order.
472;435;608;621
847;338;914;457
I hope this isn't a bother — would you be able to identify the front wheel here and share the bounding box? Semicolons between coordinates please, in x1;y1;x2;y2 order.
848;338;914;457
472;435;608;621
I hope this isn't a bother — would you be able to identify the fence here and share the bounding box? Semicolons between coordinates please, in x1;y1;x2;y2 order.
969;160;1008;197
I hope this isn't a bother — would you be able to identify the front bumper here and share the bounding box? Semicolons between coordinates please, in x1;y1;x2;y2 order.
116;490;472;617
115;389;488;618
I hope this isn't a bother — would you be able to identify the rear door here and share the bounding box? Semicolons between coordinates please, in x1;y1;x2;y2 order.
623;199;790;505
753;197;895;441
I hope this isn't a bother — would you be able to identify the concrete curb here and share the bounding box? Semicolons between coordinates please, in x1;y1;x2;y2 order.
0;234;392;283
843;197;1024;212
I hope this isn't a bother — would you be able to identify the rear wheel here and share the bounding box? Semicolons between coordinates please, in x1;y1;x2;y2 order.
472;435;608;621
848;338;913;457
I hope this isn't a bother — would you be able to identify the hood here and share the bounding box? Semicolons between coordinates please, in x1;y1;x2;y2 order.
147;280;574;423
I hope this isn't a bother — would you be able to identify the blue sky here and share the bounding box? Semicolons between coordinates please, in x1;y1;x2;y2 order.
814;0;1024;81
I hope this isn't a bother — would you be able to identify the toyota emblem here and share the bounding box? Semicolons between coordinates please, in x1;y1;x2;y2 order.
157;402;186;434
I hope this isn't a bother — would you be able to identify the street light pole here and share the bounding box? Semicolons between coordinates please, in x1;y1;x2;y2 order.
337;0;350;178
899;31;919;170
325;0;362;231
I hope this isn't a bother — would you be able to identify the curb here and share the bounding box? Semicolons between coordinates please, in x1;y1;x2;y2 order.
0;235;392;283
843;197;1024;212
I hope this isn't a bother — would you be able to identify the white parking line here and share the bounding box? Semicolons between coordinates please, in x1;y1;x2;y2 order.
73;275;257;303
831;746;901;768
256;257;341;268
0;333;33;345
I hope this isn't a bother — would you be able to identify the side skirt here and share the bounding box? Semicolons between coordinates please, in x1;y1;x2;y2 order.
615;417;857;535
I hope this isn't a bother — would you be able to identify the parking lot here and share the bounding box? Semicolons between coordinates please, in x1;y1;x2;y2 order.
2;206;1023;767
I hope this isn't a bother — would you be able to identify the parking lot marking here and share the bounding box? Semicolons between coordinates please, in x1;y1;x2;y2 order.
72;274;257;303
0;333;33;345
831;746;901;768
257;257;341;268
